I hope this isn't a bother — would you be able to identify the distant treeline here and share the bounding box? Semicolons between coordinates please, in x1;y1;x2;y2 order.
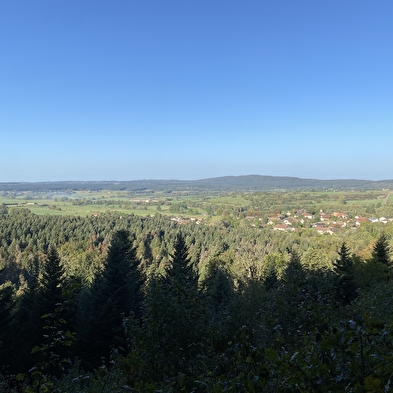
1;175;393;192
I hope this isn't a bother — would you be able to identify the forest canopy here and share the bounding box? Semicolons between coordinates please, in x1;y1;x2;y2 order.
1;183;393;391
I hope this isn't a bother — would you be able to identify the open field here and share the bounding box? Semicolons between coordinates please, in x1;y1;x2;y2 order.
1;189;392;221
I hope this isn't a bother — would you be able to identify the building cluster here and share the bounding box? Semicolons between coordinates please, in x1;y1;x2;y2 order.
266;210;393;234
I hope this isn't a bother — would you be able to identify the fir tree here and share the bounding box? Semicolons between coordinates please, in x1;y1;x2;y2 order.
333;243;357;306
372;233;391;280
141;233;204;380
200;258;234;320
38;246;65;316
282;249;307;287
9;247;70;374
163;233;198;296
78;230;143;370
0;282;15;371
264;264;278;291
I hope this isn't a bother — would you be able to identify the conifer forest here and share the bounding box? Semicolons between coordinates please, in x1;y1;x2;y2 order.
1;180;393;392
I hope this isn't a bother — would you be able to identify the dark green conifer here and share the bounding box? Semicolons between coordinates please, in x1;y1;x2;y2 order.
333;243;357;306
0;282;15;370
264;264;278;291
163;233;198;295
141;233;204;379
201;258;233;320
372;233;391;280
373;234;390;265
9;247;69;374
38;246;65;316
78;230;143;370
282;249;307;287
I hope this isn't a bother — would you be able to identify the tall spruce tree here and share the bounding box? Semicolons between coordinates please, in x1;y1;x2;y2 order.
10;247;70;374
78;229;143;370
200;258;234;322
333;243;357;306
141;233;204;380
372;233;391;280
38;246;65;316
161;233;202;368
163;233;199;297
9;276;40;373
0;282;15;371
373;234;390;264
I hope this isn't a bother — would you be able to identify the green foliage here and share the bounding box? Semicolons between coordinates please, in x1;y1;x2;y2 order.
2;191;393;390
139;234;206;382
372;233;391;280
77;230;143;370
333;243;358;307
0;281;15;369
265;316;393;392
38;247;65;314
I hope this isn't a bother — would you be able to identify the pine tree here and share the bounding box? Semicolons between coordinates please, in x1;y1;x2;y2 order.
38;246;65;316
9;276;40;373
163;233;198;296
264;263;278;291
0;282;15;371
372;233;391;279
10;247;71;375
78;230;143;370
282;249;307;287
333;243;357;306
141;233;204;379
201;258;234;320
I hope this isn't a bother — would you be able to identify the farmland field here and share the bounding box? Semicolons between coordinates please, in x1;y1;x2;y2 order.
1;189;392;224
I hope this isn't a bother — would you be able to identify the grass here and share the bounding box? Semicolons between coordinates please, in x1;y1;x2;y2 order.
1;189;391;218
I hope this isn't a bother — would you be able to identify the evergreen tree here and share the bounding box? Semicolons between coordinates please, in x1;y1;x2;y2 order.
161;233;202;367
264;264;278;291
372;233;391;280
282;249;307;287
0;282;15;371
9;276;40;373
78;229;143;370
201;258;234;321
372;234;390;265
38;246;65;316
141;233;205;381
333;243;357;306
163;233;199;296
9;247;70;375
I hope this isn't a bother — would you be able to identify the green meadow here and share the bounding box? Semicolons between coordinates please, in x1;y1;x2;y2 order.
1;189;391;220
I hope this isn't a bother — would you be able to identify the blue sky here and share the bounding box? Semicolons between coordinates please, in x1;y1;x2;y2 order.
1;1;392;182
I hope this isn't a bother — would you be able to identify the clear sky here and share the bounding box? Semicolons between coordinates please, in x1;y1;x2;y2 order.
1;1;392;182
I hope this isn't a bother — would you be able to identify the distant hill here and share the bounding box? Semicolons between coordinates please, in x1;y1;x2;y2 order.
1;175;393;192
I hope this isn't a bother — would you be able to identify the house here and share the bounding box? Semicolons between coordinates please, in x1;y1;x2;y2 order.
273;224;294;232
333;212;348;219
316;227;335;235
273;224;287;231
283;217;300;225
320;213;330;221
355;216;370;226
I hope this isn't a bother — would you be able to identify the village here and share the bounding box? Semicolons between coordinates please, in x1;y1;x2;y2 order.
167;208;393;235
266;209;393;234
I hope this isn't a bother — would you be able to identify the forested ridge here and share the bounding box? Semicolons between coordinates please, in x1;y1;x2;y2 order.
2;175;393;193
1;206;393;392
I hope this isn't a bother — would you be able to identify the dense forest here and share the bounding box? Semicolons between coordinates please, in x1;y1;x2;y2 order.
1;204;393;392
